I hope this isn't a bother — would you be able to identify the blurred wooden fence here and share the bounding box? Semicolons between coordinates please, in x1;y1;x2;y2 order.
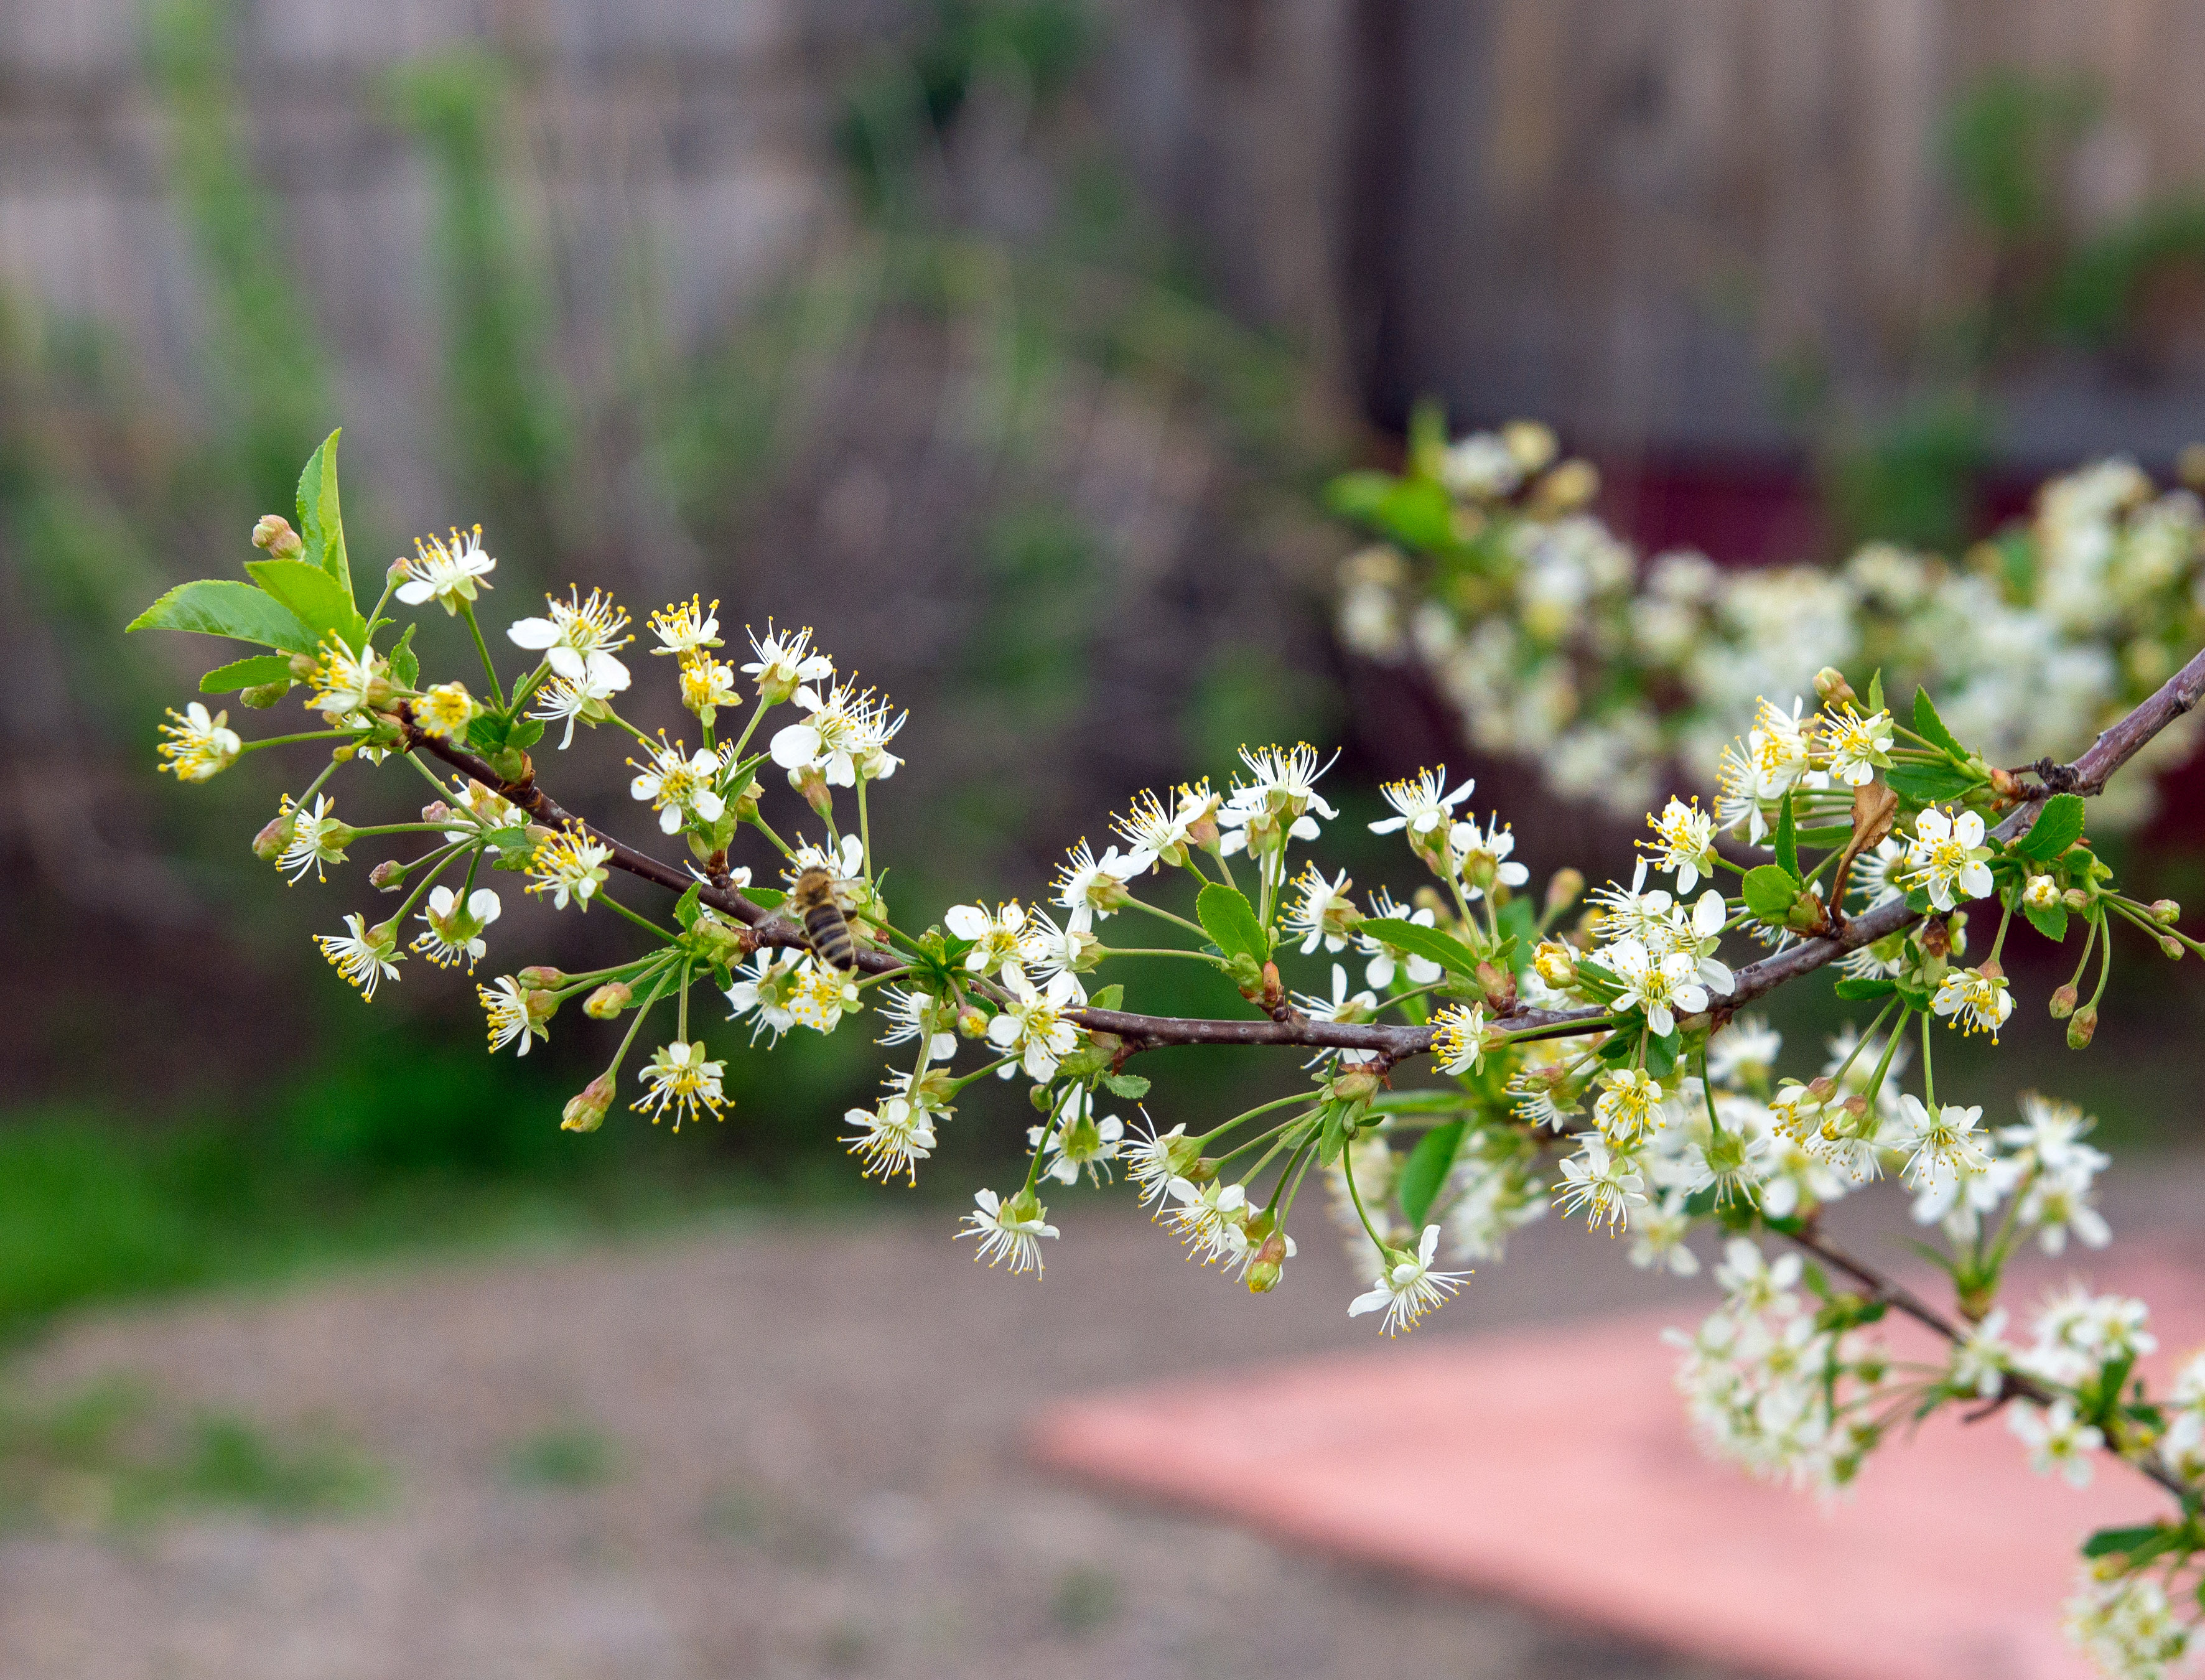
4;0;2205;476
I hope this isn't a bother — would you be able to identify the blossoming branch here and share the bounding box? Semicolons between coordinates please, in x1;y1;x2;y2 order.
135;431;2205;1679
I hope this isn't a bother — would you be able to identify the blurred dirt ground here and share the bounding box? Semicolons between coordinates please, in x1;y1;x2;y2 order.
2;1163;2199;1680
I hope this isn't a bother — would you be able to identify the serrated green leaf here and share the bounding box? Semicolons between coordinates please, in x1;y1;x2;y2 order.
465;714;508;754
1101;1071;1150;1099
2081;1524;2173;1560
2023;900;2070;942
295;428;352;600
2016;792;2086;861
1867;670;1884;716
1644;1029;1681;1081
1833;976;1896;1001
246;558;366;652
1775;791;1799;877
1088;983;1125;1012
1398;1121;1466;1228
1742;864;1801;922
127;578;317;653
747;887;786;911
1195;882;1270;964
1358;916;1481;978
1885;762;1980;804
198;653;295;693
506;716;545;750
1796;823;1854;847
1913;685;1965;758
673;884;702;931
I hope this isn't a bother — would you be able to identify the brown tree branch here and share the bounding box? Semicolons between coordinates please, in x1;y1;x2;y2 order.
396;637;2205;1063
1784;1223;2193;1503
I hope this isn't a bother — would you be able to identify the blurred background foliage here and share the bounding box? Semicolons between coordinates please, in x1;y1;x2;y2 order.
4;0;2205;1340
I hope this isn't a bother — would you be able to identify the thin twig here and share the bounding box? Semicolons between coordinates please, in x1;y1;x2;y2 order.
394;638;2205;1063
1784;1222;2193;1501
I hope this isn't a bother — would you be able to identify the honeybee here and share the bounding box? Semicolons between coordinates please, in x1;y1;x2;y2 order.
790;865;857;971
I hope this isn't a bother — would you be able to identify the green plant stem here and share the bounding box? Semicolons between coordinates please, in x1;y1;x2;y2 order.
600;894;681;945
1196;1090;1317;1149
1920;1008;1937;1108
457;602;506;709
1126;897;1213;941
1099;946;1232;969
240;730;352;754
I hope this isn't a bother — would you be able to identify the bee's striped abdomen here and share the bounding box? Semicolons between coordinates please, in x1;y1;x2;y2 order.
804;900;856;970
792;866;857;970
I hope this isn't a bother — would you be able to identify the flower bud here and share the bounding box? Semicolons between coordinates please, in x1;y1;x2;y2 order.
516;966;565;991
1532;458;1600;512
2063;887;2090;910
2067;1006;2098;1050
2049;983;2078;1019
1841;1095;1870;1123
1533;940;1577;988
251;811;295;861
2151;899;2182;925
289;651;321;681
1331;1068;1381;1106
1812;666;1856;706
958;1004;989;1038
1244;1260;1283;1294
572;982;628;1020
1475;960;1517;1012
240;679;291;709
1988;767;2020;800
796;767;832;818
251;513;304;559
369;859;403;891
2160;935;2184;960
1501;419;1557;473
561;1074;614;1134
2180;441;2205;491
1544;868;1584;916
1807;1077;1836;1103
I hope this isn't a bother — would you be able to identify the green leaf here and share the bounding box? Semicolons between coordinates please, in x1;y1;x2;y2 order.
747;888;785;911
1885;762;1980;804
1913;686;1965;758
1867;670;1885;716
1833;976;1896;1001
1775;792;1799;877
1088;983;1125;1012
1398;1121;1466;1228
388;623;419;691
2023;900;2069;943
198;653;294;693
673;884;702;931
465;714;509;755
295;428;352;600
1644;1030;1681;1081
246;558;367;653
1796;823;1854;847
1101;1071;1150;1099
2081;1524;2173;1561
1369;1089;1474;1116
1742;865;1802;922
127;579;316;653
1195;883;1270;964
1358;916;1481;978
506;716;545;750
2016;792;2086;861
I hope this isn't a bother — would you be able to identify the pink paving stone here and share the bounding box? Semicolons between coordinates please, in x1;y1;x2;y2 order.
1032;1250;2205;1680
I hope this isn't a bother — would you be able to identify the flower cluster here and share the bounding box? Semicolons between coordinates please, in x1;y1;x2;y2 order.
1336;420;2205;829
133;431;2205;1680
